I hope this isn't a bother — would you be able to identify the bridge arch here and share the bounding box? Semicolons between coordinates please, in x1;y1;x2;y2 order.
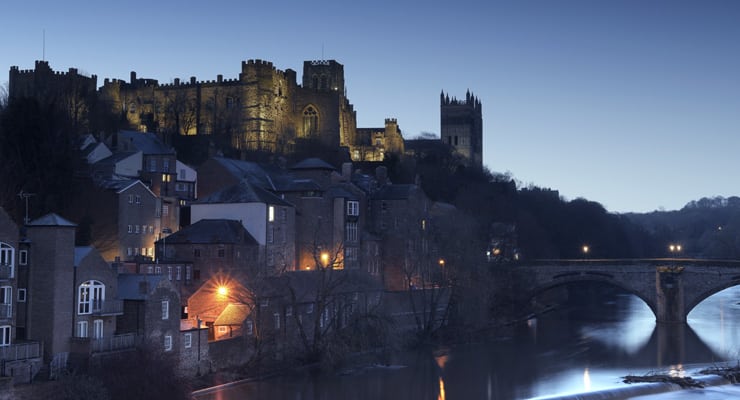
685;278;740;318
529;275;658;320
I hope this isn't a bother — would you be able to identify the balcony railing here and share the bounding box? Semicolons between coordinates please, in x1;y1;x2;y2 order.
91;333;139;354
0;304;11;319
0;341;41;361
91;299;124;316
0;264;13;280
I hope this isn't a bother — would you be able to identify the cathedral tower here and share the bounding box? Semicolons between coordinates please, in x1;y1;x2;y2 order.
440;90;483;167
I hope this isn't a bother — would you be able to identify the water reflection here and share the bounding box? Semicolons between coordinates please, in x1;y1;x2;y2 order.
194;287;740;400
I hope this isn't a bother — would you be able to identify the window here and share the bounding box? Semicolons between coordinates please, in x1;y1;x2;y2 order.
162;300;169;320
286;306;293;317
128;194;134;204
345;222;358;242
135;195;141;204
0;287;11;318
147;265;154;274
149;226;154;234
164;335;172;351
77;321;88;338
93;319;103;339
274;313;280;329
194;249;201;258
184;333;192;348
162;205;169;217
176;266;182;281
148;248;153;256
167;266;172;280
163;159;170;173
280;208;287;222
141;247;146;255
127;248;133;257
135;225;140;234
267;226;274;244
260;299;269;308
19;250;27;266
303;106;318;136
347;201;359;216
154;266;162;274
226;97;235;109
218;326;228;334
306;304;314;314
0;325;10;346
127;225;133;234
17;288;26;302
345;247;358;261
217;248;225;258
266;249;274;266
78;280;105;315
186;265;192;281
149;159;156;172
246;320;253;335
268;206;275;222
0;244;13;278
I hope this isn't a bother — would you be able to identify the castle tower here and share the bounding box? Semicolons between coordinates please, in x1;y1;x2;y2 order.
440;90;483;167
302;60;345;93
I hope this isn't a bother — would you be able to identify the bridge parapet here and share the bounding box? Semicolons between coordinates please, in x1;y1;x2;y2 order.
496;258;740;324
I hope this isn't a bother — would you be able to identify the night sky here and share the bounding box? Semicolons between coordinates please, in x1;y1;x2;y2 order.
2;0;739;213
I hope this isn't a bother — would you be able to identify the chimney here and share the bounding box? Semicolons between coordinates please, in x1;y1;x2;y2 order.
341;162;352;181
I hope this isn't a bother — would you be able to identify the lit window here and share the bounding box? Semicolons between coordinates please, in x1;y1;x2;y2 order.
164;335;172;351
78;280;105;315
184;333;192;348
268;206;275;222
162;300;169;320
218;326;228;334
347;201;359;216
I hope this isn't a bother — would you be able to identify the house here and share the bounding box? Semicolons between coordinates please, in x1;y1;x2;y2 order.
153;219;260;297
20;214;127;376
191;181;296;274
0;207;42;383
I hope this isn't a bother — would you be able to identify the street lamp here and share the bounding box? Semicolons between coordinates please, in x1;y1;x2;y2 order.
438;259;445;267
320;252;329;268
668;244;682;257
582;245;590;259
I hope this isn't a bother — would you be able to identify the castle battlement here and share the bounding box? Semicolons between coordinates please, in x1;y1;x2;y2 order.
385;118;397;124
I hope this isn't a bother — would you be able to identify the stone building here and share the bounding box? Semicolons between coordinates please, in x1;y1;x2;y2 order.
440;90;483;167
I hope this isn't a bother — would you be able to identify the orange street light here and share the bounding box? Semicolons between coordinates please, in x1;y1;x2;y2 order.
217;286;229;297
438;259;445;267
320;252;330;267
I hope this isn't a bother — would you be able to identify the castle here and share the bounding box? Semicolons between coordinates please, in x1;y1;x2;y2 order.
8;60;481;166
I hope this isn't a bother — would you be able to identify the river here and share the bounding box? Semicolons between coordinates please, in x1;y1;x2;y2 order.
193;285;740;400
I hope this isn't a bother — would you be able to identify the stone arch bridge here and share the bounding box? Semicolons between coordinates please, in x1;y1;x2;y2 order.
499;259;740;323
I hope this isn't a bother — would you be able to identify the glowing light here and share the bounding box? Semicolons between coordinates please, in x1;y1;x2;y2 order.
320;252;329;267
438;259;445;267
217;286;228;296
582;245;589;254
583;368;591;391
437;377;446;400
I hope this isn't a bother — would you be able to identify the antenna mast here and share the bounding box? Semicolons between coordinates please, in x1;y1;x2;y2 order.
18;190;36;224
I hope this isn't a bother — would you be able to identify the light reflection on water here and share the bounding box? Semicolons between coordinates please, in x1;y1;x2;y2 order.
194;287;740;400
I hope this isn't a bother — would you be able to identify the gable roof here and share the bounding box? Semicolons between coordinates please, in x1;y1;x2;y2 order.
74;246;95;267
197;180;292;207
160;219;258;246
214;303;251;326
290;158;336;171
117;130;175;155
209;157;278;190
27;213;76;227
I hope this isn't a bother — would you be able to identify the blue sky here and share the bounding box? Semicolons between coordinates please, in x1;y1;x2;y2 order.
2;1;739;213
